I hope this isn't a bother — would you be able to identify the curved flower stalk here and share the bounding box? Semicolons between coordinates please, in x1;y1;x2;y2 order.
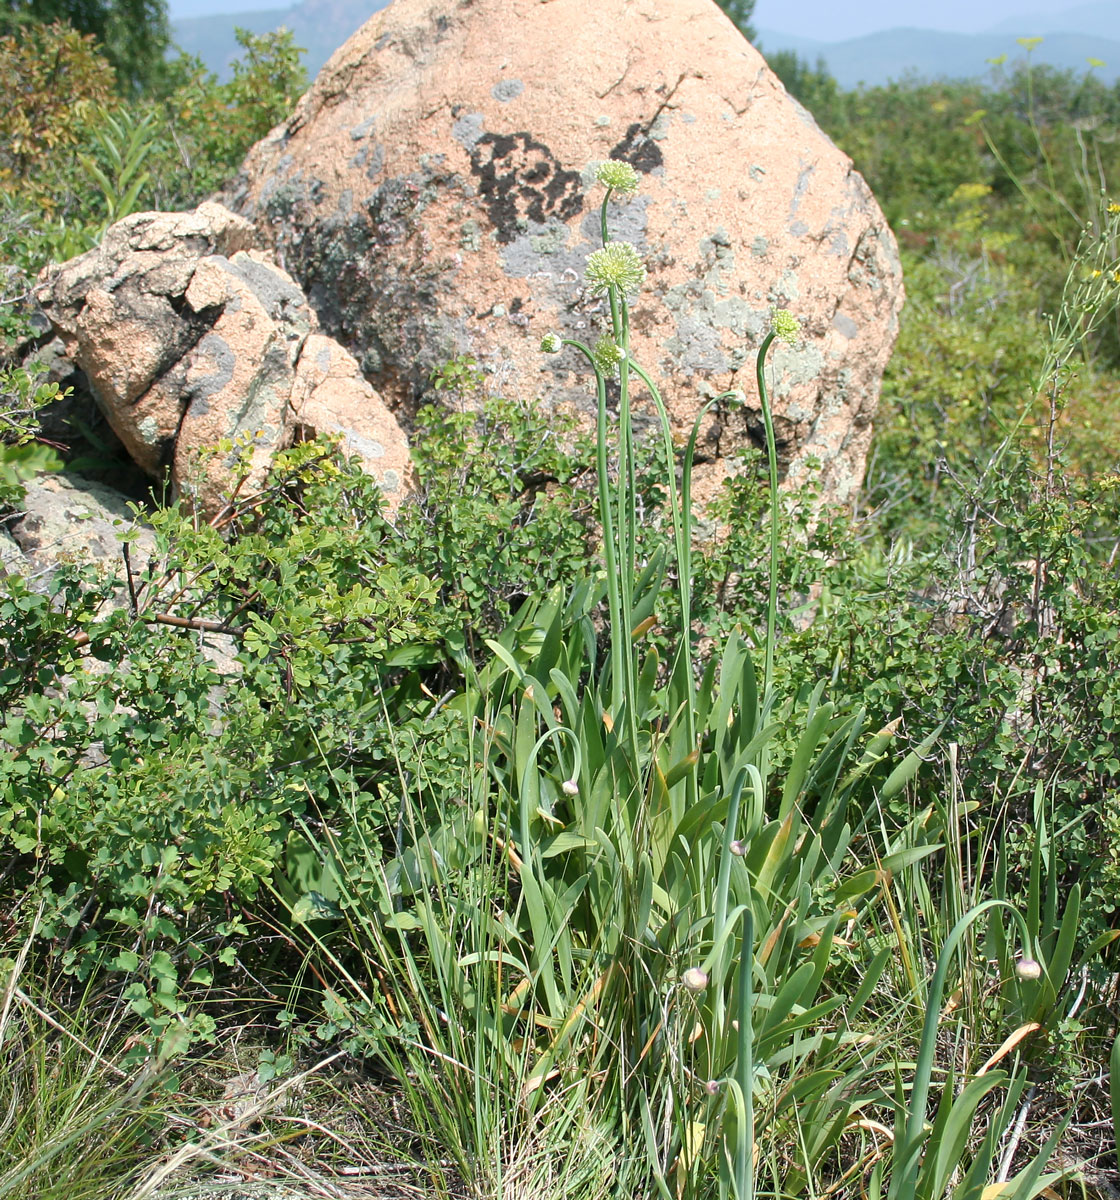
755;309;801;711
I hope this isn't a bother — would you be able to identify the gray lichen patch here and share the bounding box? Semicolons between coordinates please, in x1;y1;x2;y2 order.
665;320;728;374
452;111;486;151
186;332;235;407
648;111;672;141
770;340;825;395
491;78;524;103
365;145;386;180
349;115;377;141
831;312;858;339
336;430;385;459
789;162;815;219
771;268;801;304
499;199;648;282
221;255;310;326
712;296;765;341
528;221;570;256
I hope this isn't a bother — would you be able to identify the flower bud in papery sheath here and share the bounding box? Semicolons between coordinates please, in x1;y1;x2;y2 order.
540;331;563;354
561;778;579;797
729;840;746;856
771;308;801;346
1015;957;1042;980
593;335;626;375
595;159;640;199
681;967;709;993
586;242;646;299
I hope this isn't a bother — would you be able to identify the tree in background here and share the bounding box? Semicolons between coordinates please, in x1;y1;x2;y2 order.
765;49;840;118
716;0;755;42
0;0;170;93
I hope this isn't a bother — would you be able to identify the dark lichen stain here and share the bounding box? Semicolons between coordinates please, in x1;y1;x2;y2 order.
610;123;663;174
468;132;583;244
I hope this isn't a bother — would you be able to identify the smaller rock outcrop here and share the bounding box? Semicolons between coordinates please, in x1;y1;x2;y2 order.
2;472;155;582
35;203;412;516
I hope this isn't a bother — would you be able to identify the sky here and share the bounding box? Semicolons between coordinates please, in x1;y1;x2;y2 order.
164;0;1073;36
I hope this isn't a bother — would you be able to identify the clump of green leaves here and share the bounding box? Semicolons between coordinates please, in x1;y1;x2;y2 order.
0;360;64;509
1;24;307;273
398;359;596;635
0;440;444;1006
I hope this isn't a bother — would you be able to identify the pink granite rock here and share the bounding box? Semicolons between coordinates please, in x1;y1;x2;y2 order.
223;0;904;504
36;204;411;515
291;334;413;501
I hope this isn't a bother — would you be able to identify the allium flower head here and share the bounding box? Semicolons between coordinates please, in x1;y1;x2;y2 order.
561;777;580;797
1015;957;1042;981
681;967;709;993
771;308;801;346
540;331;563;354
596;160;640;199
593;336;626;375
586;242;646;298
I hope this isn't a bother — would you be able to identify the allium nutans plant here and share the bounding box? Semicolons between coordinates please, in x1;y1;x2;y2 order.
519;161;1063;1200
298;161;1072;1200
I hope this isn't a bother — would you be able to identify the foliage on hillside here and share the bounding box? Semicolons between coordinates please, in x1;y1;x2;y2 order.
1;22;1119;1200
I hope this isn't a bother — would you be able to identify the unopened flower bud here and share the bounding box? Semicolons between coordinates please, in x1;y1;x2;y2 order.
561;778;579;797
540;331;563;354
703;1078;721;1096
681;967;709;993
1015;957;1042;981
729;840;746;856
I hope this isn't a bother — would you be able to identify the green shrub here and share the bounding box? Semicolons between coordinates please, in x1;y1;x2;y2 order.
0;361;65;510
0;442;443;988
0;25;307;274
145;28;308;209
0;0;170;96
397;362;597;635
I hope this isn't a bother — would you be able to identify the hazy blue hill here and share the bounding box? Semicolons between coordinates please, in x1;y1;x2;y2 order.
986;1;1120;41
170;0;389;78
172;7;292;75
756;26;1120;88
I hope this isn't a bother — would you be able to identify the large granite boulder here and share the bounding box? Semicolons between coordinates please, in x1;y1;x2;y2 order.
35;204;412;516
222;0;904;503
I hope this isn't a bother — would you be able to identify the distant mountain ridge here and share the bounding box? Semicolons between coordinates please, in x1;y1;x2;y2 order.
755;26;1120;89
171;0;389;79
170;0;1120;87
985;0;1120;41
